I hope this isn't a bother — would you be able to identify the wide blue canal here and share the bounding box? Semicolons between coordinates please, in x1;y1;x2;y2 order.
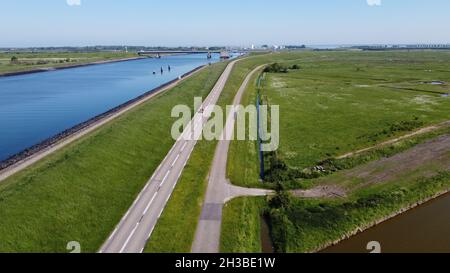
0;53;230;161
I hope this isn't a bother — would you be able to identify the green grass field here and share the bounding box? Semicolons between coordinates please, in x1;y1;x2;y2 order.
265;51;450;169
229;50;450;189
222;50;450;253
0;52;137;74
0;61;227;252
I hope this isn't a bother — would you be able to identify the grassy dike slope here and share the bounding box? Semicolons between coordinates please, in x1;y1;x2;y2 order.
0;62;227;252
145;52;307;252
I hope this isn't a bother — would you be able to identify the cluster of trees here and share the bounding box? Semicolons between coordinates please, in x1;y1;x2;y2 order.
264;151;329;186
10;56;19;64
9;56;76;66
263;63;301;73
285;45;306;49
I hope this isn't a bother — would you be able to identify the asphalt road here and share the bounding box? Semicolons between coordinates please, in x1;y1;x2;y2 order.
100;60;239;253
191;65;273;253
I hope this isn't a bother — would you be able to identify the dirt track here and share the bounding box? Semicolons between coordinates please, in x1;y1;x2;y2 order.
337;120;450;159
347;134;450;187
294;134;450;198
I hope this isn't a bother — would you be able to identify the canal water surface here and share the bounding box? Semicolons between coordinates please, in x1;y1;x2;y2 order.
323;192;450;253
0;53;231;161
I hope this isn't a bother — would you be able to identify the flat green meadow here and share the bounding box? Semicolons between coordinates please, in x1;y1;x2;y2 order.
222;50;450;253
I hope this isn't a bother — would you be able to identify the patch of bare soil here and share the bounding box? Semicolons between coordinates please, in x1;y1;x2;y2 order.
346;134;450;187
292;185;347;198
295;134;450;199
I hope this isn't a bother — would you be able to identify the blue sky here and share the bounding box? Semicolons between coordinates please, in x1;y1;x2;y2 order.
1;0;449;47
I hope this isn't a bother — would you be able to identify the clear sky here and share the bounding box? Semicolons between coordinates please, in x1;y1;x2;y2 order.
1;0;449;47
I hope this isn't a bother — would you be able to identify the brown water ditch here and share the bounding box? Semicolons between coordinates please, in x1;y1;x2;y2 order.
322;192;450;253
261;215;275;253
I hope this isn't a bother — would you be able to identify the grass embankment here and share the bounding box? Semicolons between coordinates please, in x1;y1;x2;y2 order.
223;50;450;252
145;52;308;253
0;52;137;75
0;62;227;253
221;197;266;253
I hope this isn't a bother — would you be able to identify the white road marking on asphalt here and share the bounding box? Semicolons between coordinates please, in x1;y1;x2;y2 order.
108;227;119;241
134;192;143;205
171;154;180;167
123;209;131;219
147;225;155;240
180;142;187;152
119;223;140;253
143;192;158;215
154;164;162;176
176;171;182;181
159;170;171;187
168;143;176;155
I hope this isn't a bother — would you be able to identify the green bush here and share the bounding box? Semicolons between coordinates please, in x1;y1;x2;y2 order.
264;63;288;73
10;56;18;64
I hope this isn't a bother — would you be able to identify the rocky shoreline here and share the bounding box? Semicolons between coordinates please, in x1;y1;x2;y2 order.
0;65;205;173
